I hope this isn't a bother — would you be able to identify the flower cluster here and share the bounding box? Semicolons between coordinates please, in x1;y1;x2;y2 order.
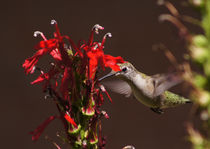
23;20;124;148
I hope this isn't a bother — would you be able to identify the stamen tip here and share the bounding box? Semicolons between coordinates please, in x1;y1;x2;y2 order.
99;85;106;91
31;66;36;73
34;31;42;37
105;32;112;38
51;20;57;25
92;24;104;34
101;111;109;119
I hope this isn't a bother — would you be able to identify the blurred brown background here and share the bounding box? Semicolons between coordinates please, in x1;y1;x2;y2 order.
1;0;199;148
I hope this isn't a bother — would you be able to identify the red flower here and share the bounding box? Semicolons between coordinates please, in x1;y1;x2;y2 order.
22;21;76;75
34;31;62;61
34;39;57;49
87;47;104;78
23;21;125;147
103;55;124;71
82;28;124;79
50;48;62;61
29;116;57;141
64;112;77;127
22;47;51;74
22;35;61;74
31;66;59;91
29;113;77;141
87;49;124;78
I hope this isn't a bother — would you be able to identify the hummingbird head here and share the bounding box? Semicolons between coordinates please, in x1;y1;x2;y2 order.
98;62;137;81
115;62;136;79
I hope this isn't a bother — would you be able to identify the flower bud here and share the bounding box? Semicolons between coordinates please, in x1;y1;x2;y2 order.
68;124;81;135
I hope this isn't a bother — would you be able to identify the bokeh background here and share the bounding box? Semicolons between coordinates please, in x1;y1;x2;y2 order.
1;0;200;148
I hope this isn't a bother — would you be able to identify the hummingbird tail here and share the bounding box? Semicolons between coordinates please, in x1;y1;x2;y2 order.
162;91;192;108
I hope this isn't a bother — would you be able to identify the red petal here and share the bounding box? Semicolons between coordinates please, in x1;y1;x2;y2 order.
31;74;46;84
34;39;57;50
60;67;71;100
104;55;124;71
63;36;83;57
29;116;56;141
87;48;106;78
87;51;98;78
22;58;38;74
107;64;121;71
50;49;62;61
64;113;77;127
31;67;59;93
23;48;53;74
104;55;124;63
89;58;98;79
88;30;94;46
100;85;112;103
104;90;112;103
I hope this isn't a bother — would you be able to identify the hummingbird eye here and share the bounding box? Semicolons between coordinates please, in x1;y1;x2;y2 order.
122;67;127;72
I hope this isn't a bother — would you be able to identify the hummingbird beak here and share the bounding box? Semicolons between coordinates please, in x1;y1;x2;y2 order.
98;71;120;81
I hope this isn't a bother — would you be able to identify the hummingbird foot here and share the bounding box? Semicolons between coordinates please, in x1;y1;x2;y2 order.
185;100;193;104
150;107;164;114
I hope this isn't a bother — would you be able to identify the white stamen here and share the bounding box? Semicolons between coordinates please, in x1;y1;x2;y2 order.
101;111;109;119
92;24;104;34
34;31;42;37
104;32;112;39
99;85;106;92
66;111;70;116
40;70;44;75
51;19;57;25
34;31;47;41
50;62;55;66
93;43;101;50
30;66;36;74
44;95;51;100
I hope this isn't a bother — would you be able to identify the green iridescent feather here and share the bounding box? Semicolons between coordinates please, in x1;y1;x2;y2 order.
162;91;191;108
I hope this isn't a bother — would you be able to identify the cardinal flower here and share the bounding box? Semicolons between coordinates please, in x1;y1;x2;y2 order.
82;27;124;79
29;116;57;141
103;55;124;71
31;66;59;91
23;21;125;148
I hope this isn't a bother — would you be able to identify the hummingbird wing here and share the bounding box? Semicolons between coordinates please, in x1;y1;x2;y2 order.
152;73;182;97
102;80;132;98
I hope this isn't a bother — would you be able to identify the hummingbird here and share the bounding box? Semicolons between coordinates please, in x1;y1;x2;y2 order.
99;62;191;114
